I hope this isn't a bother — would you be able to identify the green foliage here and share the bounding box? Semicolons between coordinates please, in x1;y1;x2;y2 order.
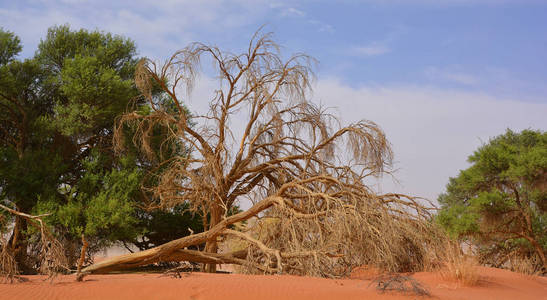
36;152;142;247
0;26;142;269
56;55;133;135
0;148;67;210
36;25;136;76
82;161;140;241
36;25;138;136
0;28;22;65
1;26;204;272
1;25;139;214
437;129;547;270
436;204;480;238
131;203;203;251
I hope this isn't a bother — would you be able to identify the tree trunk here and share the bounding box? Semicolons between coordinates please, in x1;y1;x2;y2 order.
8;215;33;274
204;204;222;273
529;237;547;272
203;241;219;273
76;234;89;281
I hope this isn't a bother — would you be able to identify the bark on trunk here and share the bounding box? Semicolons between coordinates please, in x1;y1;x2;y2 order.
76;234;89;281
524;235;547;272
8;215;31;274
203;241;219;273
203;205;222;273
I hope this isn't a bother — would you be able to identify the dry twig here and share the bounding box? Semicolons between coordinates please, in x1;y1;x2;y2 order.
371;274;430;297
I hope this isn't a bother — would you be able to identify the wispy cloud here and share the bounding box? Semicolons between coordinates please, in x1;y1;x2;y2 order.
425;66;479;85
273;3;334;33
280;7;306;17
308;20;334;33
348;25;408;58
351;43;391;57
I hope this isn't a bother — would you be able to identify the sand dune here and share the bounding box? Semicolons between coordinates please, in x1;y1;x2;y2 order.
0;267;545;300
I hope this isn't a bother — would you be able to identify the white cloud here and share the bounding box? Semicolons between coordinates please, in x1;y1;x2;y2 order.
281;7;306;17
308;20;335;33
352;43;391;57
312;78;547;202
59;0;88;4
349;0;544;5
1;0;274;59
425;66;479;85
349;26;405;58
273;3;334;33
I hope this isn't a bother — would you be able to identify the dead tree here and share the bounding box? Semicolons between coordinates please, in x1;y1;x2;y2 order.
81;32;441;277
0;204;68;281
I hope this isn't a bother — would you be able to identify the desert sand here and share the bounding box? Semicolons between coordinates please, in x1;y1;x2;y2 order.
0;266;545;300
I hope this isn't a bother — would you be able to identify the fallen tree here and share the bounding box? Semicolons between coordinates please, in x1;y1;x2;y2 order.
80;31;443;278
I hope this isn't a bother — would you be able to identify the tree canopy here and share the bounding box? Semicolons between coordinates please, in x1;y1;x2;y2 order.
0;25;144;272
437;129;546;273
0;26;200;275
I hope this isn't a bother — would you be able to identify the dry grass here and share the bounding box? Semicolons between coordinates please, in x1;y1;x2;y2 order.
235;202;445;277
509;254;543;277
37;228;69;280
0;242;18;283
439;242;480;286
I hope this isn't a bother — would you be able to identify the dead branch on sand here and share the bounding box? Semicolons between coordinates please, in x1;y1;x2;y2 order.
371;274;430;296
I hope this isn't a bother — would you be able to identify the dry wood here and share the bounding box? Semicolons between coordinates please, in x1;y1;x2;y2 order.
87;31;443;277
76;234;89;281
0;241;18;283
0;204;68;281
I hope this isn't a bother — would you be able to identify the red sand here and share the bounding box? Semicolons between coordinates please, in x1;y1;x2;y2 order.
0;267;545;300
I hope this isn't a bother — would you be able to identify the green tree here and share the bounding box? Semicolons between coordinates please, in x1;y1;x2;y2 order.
0;25;142;272
129;203;204;252
437;129;547;272
0;29;22;65
0;27;68;273
1;26;203;273
31;25;143;264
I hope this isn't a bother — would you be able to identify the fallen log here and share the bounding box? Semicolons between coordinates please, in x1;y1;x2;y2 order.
78;197;279;277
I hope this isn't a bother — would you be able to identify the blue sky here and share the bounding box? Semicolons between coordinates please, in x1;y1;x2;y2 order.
1;0;546;202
